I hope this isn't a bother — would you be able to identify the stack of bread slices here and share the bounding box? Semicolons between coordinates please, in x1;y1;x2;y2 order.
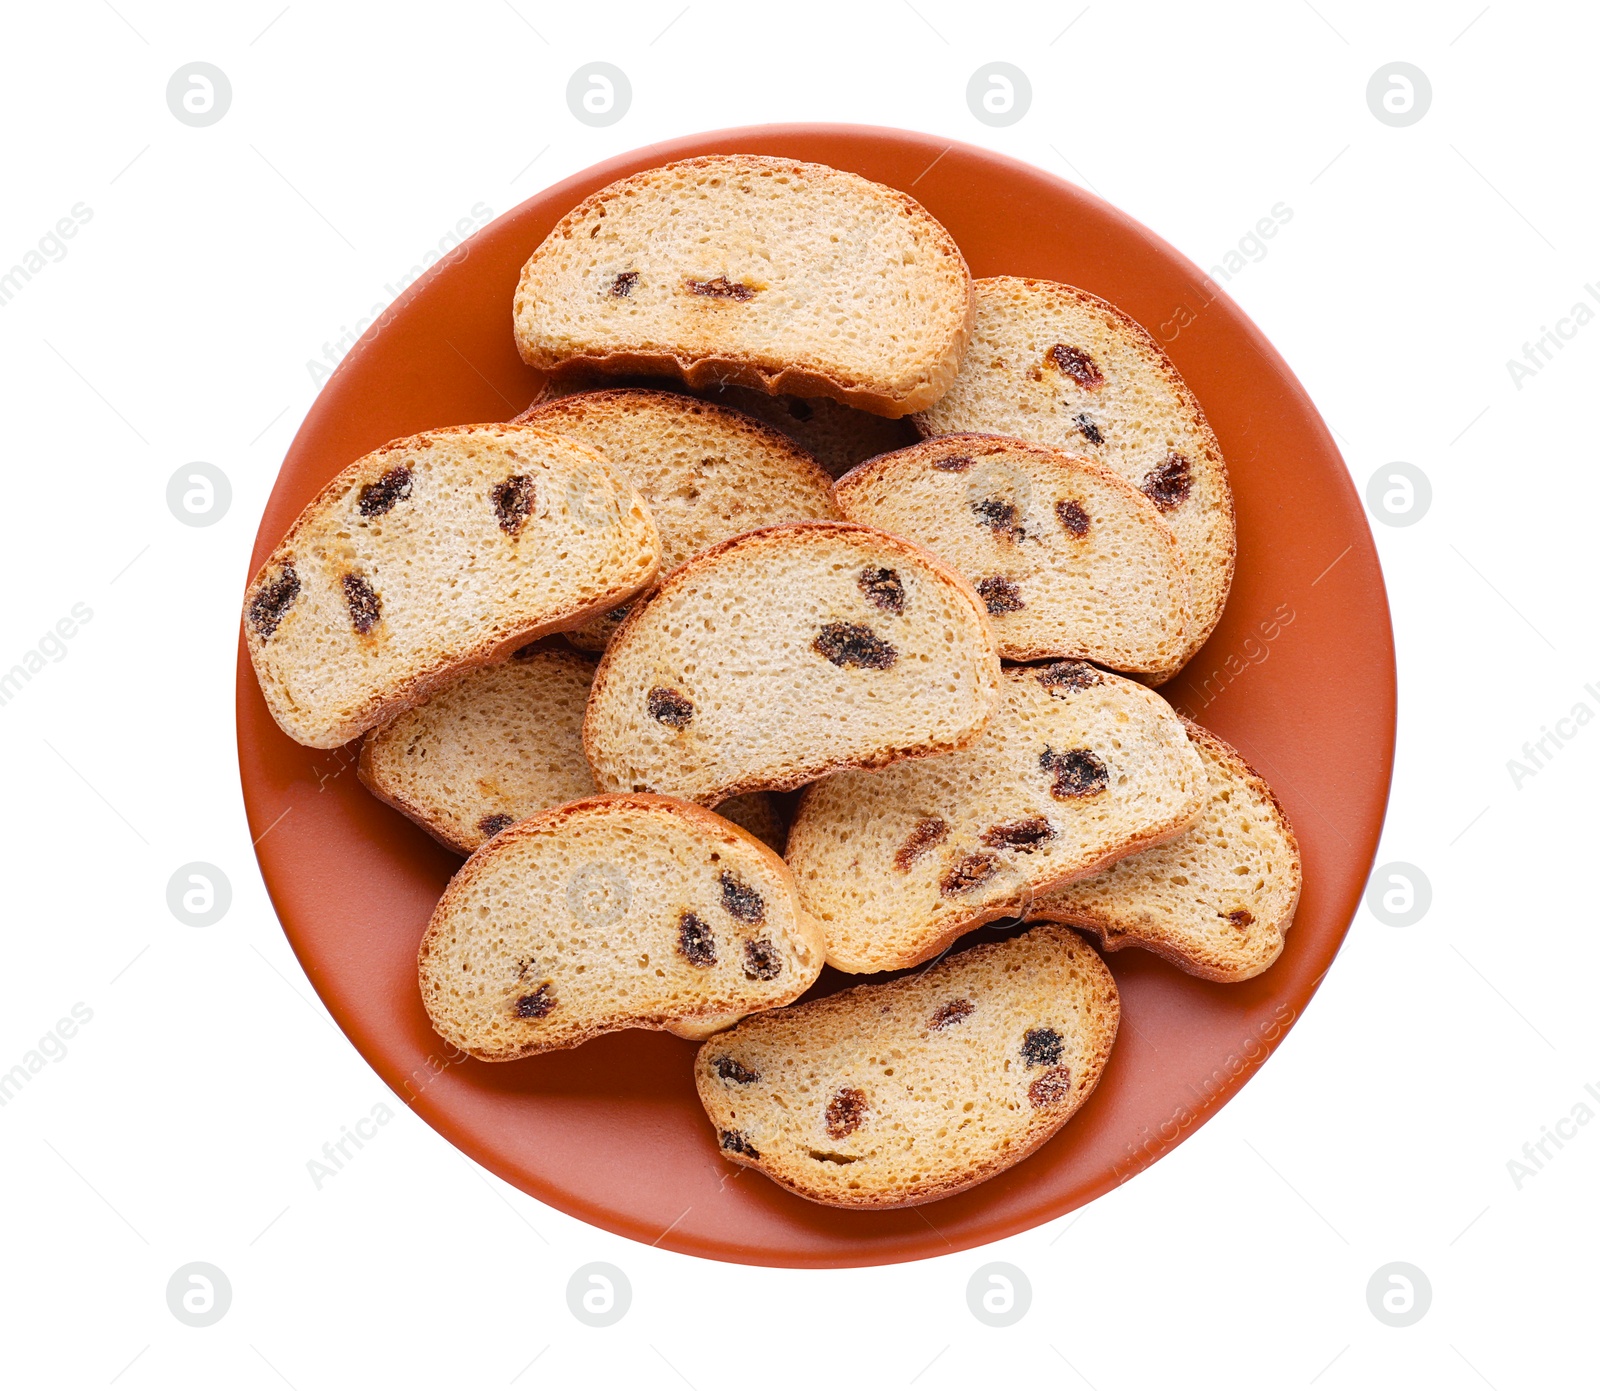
245;154;1300;1210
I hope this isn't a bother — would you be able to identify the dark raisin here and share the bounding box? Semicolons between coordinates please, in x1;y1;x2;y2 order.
1055;499;1090;536
608;270;639;297
933;454;974;472
719;1129;759;1157
358;466;413;516
686;276;756;301
676;911;717;967
492;474;536;533
975;576;1024;614
971;497;1021;540
647;686;694;729
719;871;766;925
1028;1065;1074;1108
1076;412;1104;445
787;398;814;421
928;999;974;1031
514;985;555;1019
1047;343;1104;389
248;565;300;640
1141;453;1193;512
1036;661;1101;694
824;1087;867;1140
939;852;999;897
342;574;381;634
1223;908;1256;928
857;566;905;614
606;604;632;622
714;1056;759;1084
981;816;1055;853
478;814;515;839
1041;746;1109;799
893;817;949;872
742;939;782;981
813;622;897;670
1021;1026;1065;1067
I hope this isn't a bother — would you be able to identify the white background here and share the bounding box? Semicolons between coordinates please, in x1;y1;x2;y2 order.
2;1;1596;1386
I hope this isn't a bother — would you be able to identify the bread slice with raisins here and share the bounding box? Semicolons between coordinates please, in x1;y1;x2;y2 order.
513;155;974;418
358;639;789;856
786;662;1205;974
1033;718;1300;981
583;522;1003;805
695;922;1118;1208
834;433;1192;673
243;424;660;748
417;795;824;1059
914;277;1235;673
514;388;840;650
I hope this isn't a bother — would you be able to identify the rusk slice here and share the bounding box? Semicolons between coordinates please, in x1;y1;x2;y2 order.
515;388;839;649
512;155;974;418
695;923;1118;1208
914;277;1235;670
417;795;824;1059
358;640;789;856
787;662;1205;973
1033;718;1300;981
584;522;1003;805
834;432;1192;672
243;424;659;748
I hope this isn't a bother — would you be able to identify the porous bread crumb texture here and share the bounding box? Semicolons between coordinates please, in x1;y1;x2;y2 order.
913;277;1235;669
520;389;840;651
242;424;660;748
786;662;1206;973
1034;717;1301;981
512;156;975;418
417;795;824;1059
583;522;1003;805
694;923;1119;1207
714;790;791;857
835;433;1193;672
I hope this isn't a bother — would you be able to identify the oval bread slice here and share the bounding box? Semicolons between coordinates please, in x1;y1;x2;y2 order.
243;424;660;748
417;795;824;1059
512;155;974;418
516;388;840;650
1033;718;1301;981
583;522;1003;804
787;661;1205;973
914;277;1235;673
834;432;1192;672
695;923;1119;1208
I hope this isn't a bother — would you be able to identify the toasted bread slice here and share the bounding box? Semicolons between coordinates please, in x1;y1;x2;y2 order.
914;277;1235;673
584;522;1003;805
695;923;1118;1208
417;795;824;1059
515;388;839;649
1034;718;1300;981
512;155;974;418
834;433;1192;672
243;424;659;748
787;661;1205;973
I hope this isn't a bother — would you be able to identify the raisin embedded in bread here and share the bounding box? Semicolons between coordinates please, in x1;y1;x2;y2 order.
834;432;1192;673
512;155;975;418
694;922;1119;1207
417;795;824;1059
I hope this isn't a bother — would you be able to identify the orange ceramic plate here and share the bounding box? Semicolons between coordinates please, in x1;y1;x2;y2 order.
236;124;1394;1267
